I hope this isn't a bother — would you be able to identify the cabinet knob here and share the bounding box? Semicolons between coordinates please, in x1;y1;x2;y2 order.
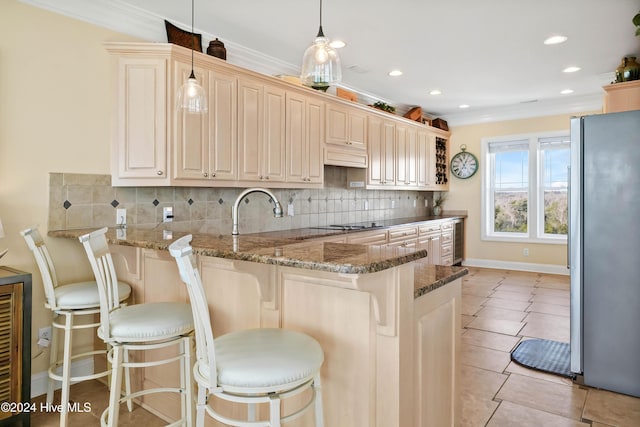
212;173;216;177
258;175;263;180
204;172;208;177
265;176;270;180
157;171;163;176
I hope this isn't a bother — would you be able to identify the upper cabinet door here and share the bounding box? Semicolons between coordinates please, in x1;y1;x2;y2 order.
286;92;324;184
113;56;169;183
238;79;285;183
325;102;367;150
174;60;209;180
262;85;286;182
417;129;431;188
237;78;263;181
208;69;237;181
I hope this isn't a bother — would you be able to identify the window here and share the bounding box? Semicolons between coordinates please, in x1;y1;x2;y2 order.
481;132;569;243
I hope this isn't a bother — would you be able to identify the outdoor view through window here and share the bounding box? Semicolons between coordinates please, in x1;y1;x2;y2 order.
489;135;569;239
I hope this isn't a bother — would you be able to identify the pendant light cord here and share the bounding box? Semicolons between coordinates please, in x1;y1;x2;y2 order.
317;0;325;37
190;0;195;78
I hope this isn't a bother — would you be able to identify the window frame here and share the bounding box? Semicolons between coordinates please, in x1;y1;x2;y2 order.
481;131;569;244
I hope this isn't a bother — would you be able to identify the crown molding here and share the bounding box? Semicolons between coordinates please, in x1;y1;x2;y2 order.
20;0;609;127
19;0;300;77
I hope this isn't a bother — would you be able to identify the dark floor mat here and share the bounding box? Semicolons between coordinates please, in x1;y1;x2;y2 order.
510;338;574;378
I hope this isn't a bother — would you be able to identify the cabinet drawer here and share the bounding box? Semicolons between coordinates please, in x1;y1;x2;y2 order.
347;230;388;245
441;231;453;243
419;223;442;235
441;243;453;256
388;226;418;241
441;221;453;231
386;238;418;248
440;255;454;266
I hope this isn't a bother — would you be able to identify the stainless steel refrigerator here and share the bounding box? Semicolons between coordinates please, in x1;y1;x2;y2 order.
569;110;640;398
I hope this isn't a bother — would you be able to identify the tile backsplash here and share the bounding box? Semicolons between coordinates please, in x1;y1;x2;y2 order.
49;167;436;234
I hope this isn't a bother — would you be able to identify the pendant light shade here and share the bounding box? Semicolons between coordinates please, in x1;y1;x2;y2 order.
177;70;208;113
177;0;208;114
300;0;341;91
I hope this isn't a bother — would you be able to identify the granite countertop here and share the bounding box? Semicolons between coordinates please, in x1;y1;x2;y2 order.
49;226;427;275
414;262;468;298
49;214;468;294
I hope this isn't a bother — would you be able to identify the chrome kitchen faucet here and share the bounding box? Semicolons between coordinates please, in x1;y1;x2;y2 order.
231;188;283;235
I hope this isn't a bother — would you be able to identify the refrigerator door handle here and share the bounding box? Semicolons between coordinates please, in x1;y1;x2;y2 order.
567;165;570;269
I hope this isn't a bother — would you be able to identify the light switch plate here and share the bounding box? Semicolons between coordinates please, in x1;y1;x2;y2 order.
163;206;173;222
116;208;127;226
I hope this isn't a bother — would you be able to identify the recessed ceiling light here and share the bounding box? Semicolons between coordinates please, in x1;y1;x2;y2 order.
330;40;346;49
429;89;442;95
388;70;403;77
561;89;574;95
563;66;581;73
459;104;470;109
544;35;568;45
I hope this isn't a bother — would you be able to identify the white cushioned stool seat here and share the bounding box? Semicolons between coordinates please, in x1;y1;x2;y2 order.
54;281;131;309
208;328;323;392
103;302;194;341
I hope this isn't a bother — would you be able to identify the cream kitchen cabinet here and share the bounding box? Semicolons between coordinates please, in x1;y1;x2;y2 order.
396;124;418;187
110;53;170;185
417;223;442;265
285;92;324;185
173;61;237;183
367;115;396;186
324;100;368;168
387;225;419;249
417;129;431;188
347;229;388;245
440;221;454;266
237;79;286;183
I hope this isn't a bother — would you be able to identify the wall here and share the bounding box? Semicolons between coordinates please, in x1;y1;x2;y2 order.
447;113;598;273
0;1;139;380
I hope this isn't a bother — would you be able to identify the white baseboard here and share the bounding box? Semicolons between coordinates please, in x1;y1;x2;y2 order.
31;357;95;398
463;258;569;275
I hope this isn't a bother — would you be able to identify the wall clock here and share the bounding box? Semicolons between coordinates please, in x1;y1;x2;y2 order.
450;145;478;179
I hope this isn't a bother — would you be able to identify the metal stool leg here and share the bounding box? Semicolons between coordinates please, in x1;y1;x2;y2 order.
313;373;324;427
58;312;74;427
46;317;59;405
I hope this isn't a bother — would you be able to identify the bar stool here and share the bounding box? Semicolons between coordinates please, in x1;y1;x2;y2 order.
79;227;194;427
169;234;324;427
20;226;132;427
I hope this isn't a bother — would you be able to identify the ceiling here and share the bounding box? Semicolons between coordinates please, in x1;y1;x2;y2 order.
24;0;640;126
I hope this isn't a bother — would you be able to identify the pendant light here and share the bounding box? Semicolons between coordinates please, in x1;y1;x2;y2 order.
300;0;342;91
176;0;208;113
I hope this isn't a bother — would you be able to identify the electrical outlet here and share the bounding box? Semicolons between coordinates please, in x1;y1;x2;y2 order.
523;248;529;257
163;206;174;223
39;326;52;341
425;199;429;208
116;208;126;226
391;200;396;209
364;200;369;211
413;199;417;207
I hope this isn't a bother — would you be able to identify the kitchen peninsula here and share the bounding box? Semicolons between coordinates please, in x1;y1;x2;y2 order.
50;222;467;427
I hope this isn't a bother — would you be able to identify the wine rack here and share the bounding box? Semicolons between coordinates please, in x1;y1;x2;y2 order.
435;137;448;186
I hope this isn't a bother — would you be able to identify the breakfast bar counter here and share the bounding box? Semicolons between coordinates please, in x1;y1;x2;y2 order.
50;225;466;427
